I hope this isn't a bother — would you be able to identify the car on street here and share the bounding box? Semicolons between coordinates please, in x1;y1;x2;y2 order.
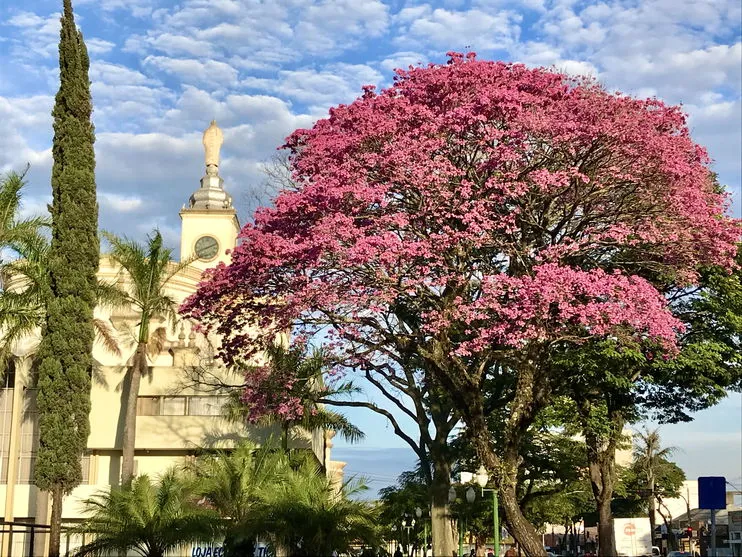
667;552;692;557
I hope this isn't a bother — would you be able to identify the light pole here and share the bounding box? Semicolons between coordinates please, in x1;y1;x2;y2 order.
450;486;463;557
402;516;416;556
416;506;428;553
475;465;500;557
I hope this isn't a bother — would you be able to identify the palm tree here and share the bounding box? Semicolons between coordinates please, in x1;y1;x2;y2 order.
251;456;379;556
0;172;122;372
74;469;221;557
0;169;48;261
190;440;378;557
226;343;364;451
189;441;290;557
102;230;193;484
0;170;49;369
634;427;675;542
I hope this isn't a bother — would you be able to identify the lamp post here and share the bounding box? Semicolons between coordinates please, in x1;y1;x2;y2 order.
475;466;500;557
450;486;464;557
416;506;428;553
402;517;415;556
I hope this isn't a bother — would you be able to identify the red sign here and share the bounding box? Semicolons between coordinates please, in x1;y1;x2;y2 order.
624;523;636;536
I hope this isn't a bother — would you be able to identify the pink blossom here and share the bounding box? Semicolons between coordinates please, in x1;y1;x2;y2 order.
182;53;740;406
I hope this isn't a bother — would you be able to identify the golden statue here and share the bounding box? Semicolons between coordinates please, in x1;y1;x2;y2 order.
202;120;223;171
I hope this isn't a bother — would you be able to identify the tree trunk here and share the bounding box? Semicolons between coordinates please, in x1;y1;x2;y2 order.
468;418;544;557
582;405;623;557
282;422;290;453
457;373;545;556
431;456;457;557
48;485;63;557
121;343;145;485
647;477;656;546
498;481;544;556
657;501;676;551
596;492;614;557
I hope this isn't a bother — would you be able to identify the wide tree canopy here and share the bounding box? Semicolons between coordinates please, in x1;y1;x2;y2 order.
186;52;737;386
183;53;739;554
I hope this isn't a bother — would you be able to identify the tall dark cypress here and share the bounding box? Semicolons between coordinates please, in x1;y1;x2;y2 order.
34;0;98;554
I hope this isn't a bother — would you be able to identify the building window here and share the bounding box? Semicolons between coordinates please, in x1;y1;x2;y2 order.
162;396;186;416
187;396;224;416
136;395;227;417
136;396;160;416
80;453;91;484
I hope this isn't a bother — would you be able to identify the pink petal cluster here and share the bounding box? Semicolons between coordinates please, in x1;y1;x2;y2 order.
182;53;740;406
240;365;305;423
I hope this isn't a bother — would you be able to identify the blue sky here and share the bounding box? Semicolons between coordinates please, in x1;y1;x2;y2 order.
1;0;740;495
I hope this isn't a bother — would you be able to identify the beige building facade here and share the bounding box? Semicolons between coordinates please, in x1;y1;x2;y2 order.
0;122;341;556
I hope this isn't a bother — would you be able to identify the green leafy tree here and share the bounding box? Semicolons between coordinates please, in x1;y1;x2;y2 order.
249;456;379;557
33;1;99;554
613;443;685;551
633;429;680;542
74;470;221;557
192;440;378;557
189;441;290;557
556;241;742;557
102;229;192;484
378;466;430;552
452;404;593;556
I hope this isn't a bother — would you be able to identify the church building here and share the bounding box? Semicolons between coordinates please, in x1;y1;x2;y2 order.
0;122;344;555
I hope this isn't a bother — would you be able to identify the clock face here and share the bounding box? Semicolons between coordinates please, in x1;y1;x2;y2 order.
194;235;219;260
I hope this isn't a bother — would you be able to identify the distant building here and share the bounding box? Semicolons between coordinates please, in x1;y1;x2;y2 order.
0;122;344;555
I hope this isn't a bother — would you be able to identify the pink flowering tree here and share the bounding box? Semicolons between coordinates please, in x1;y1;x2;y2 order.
225;342;364;452
183;53;739;556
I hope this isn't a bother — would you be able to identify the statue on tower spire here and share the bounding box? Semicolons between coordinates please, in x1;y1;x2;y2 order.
202;120;223;176
185;121;233;210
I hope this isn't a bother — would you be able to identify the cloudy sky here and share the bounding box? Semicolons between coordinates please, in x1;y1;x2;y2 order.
1;0;740;494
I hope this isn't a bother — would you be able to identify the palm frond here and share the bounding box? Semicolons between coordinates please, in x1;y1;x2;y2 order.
147;326;168;358
95;279;130;310
74;470;221;557
301;407;365;444
93;318;121;357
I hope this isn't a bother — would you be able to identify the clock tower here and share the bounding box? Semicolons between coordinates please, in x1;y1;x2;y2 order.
179;121;240;271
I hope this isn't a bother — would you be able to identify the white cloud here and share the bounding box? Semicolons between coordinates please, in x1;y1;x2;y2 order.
86;38;115;54
90;62;156;86
142;56;239;87
242;63;383;109
17;195;51;220
77;0;155;18
125;33;215;58
99;192;144;212
1;0;739;265
379;51;428;73
296;0;390;53
394;7;522;51
4;11;60;60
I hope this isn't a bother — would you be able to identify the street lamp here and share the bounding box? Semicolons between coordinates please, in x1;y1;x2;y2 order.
475;465;500;557
416;506;428;553
402;517;415;555
466;487;476;504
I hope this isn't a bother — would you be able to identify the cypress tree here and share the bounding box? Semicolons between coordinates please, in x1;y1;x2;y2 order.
33;0;98;554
